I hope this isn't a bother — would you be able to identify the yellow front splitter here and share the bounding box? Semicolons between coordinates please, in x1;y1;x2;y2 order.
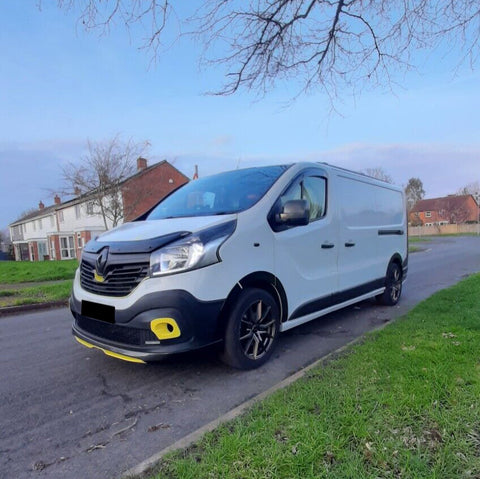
75;336;146;364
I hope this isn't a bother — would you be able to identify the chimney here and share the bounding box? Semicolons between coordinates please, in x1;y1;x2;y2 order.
137;157;148;171
74;187;81;196
54;194;61;205
39;201;45;210
193;164;199;180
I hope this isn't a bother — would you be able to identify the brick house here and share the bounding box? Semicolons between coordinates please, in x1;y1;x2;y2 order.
9;159;189;261
409;194;479;226
121;158;189;221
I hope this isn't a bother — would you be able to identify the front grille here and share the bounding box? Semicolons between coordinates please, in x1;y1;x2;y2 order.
80;258;149;297
76;316;157;346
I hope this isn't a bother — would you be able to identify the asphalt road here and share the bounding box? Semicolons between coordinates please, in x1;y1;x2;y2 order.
1;236;479;479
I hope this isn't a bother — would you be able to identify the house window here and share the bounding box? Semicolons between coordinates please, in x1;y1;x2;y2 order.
75;204;81;219
37;219;42;230
50;215;55;227
425;211;431;218
86;201;95;215
58;210;64;222
50;240;56;259
33;221;36;231
60;236;75;259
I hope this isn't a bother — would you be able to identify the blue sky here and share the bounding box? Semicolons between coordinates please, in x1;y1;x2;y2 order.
1;2;479;231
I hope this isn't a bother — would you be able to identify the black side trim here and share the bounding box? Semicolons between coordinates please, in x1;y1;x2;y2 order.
378;229;404;236
84;231;190;254
289;278;384;320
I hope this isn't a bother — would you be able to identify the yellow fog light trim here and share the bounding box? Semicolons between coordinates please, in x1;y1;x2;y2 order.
150;318;181;340
75;336;145;364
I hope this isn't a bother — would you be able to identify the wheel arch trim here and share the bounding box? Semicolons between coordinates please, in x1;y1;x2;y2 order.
219;271;288;328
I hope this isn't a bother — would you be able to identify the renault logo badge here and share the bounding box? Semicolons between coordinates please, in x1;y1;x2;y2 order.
94;248;109;282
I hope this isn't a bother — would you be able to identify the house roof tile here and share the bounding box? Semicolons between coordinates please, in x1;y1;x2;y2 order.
411;194;474;213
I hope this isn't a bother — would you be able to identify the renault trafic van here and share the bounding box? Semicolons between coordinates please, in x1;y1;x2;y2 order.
70;162;407;369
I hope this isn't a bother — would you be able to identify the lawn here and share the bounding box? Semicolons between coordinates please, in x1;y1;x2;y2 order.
408;236;431;253
0;281;73;307
408;236;431;244
0;260;78;307
146;273;480;479
0;259;78;284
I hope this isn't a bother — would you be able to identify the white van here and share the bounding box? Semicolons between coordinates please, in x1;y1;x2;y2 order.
70;162;407;369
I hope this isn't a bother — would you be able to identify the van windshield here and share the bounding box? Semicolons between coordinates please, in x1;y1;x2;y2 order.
147;165;289;219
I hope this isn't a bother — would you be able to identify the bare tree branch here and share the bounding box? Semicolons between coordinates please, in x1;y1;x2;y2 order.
54;1;480;103
61;135;150;228
362;166;393;184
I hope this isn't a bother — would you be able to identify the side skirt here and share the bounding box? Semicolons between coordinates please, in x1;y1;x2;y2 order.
280;288;385;332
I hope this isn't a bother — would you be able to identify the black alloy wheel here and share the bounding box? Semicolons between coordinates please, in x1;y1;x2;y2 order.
376;262;402;306
221;288;280;369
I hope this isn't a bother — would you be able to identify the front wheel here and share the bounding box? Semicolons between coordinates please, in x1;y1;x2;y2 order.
376;262;402;306
221;288;280;370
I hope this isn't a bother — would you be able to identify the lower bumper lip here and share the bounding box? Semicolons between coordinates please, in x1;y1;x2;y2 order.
74;336;146;364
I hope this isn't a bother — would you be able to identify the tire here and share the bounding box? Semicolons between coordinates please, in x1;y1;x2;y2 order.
221;288;280;370
376;262;402;306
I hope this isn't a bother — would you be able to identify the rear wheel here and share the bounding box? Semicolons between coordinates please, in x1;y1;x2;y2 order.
376;262;402;306
221;288;280;369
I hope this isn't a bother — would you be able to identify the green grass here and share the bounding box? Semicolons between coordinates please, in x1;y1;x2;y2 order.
408;236;432;253
147;274;480;479
0;281;72;307
0;259;78;284
408;237;431;244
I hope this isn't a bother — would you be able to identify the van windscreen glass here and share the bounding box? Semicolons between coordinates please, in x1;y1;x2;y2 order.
147;165;289;219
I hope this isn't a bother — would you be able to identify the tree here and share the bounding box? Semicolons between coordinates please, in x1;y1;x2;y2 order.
362;167;393;184
61;136;150;229
457;181;480;197
404;177;425;212
436;197;470;225
55;1;480;102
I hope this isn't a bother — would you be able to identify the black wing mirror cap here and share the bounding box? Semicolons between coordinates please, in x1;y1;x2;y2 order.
277;199;310;226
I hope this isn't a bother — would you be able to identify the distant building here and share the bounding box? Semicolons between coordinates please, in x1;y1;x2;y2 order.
9;159;189;261
409;194;479;226
0;235;11;260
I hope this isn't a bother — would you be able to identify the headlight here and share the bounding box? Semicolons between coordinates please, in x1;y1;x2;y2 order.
150;220;236;276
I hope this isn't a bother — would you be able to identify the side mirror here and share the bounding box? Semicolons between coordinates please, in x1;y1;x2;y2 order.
277;199;310;226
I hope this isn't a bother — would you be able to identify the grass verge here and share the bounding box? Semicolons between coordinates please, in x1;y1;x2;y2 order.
147;273;480;479
408;237;431;244
0;260;78;284
0;281;72;307
408;237;431;253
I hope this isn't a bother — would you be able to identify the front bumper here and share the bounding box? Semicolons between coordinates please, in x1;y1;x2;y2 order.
70;289;225;362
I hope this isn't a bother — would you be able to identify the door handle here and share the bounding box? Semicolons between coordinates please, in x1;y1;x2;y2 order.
345;242;355;247
321;242;335;249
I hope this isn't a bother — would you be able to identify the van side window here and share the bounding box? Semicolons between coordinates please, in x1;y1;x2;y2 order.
280;176;326;221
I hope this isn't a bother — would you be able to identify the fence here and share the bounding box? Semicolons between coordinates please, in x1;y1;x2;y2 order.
409;223;480;237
